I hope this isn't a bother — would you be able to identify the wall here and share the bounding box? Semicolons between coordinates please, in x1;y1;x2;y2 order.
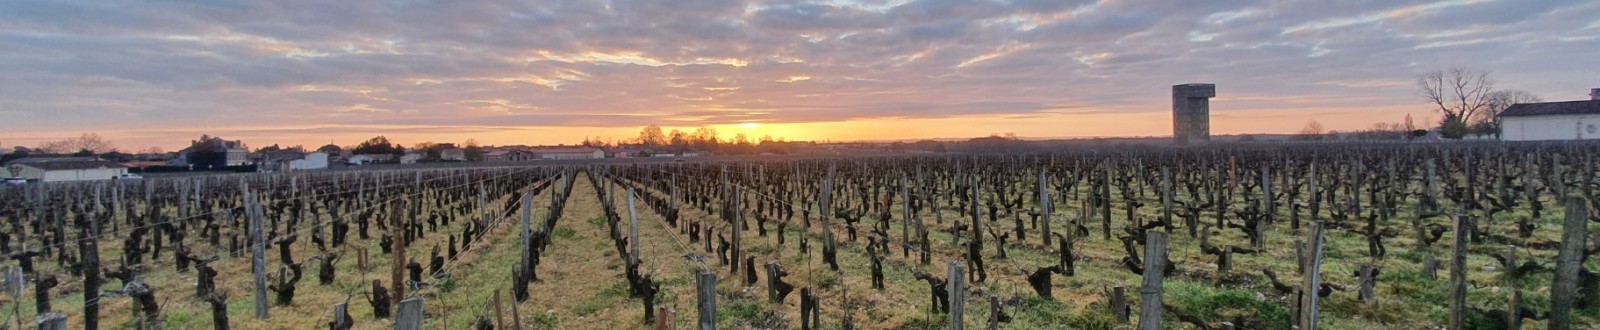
541;151;604;160
40;167;127;182
1172;84;1215;145
291;153;330;170
1501;114;1600;141
227;150;249;166
7;166;45;180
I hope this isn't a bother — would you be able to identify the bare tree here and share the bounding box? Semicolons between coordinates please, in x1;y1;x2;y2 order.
1482;89;1541;124
38;133;115;154
636;125;666;147
668;129;688;151
1416;68;1496;128
1298;120;1326;140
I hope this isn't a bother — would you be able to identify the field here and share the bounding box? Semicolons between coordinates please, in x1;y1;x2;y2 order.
1;142;1598;329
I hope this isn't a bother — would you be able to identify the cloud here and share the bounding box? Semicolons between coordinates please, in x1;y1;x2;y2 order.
1;0;1597;148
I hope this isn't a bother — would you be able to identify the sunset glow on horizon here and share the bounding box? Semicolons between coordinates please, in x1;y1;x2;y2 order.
2;1;1596;151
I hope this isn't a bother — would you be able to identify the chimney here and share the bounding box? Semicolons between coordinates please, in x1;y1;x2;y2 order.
1591;88;1599;100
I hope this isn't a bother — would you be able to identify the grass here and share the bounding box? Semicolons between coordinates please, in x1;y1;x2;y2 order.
15;168;1599;329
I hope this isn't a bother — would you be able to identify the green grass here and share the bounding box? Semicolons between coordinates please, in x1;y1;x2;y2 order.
1166;280;1291;329
532;312;560;329
552;227;577;239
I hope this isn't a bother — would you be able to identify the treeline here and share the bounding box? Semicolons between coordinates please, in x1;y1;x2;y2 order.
581;125;815;155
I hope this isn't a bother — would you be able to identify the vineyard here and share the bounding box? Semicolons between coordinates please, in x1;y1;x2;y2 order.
1;142;1598;329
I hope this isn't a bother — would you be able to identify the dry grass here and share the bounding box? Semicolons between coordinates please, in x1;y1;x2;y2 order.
10;169;1598;329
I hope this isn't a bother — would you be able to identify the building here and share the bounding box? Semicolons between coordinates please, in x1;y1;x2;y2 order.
173;135;250;169
1499;88;1600;141
1172;83;1216;145
347;154;380;165
534;147;604;160
252;150;307;172
609;149;646;158
440;148;467;161
399;153;423;164
290;152;330;170
486;149;540;162
4;157;128;182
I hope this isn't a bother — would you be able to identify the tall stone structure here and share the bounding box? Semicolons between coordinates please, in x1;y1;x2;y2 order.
1172;84;1216;145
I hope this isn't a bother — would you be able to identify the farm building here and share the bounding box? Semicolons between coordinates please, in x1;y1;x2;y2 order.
290;152;330;170
534;148;604;160
4;157;128;182
252;150;307;172
440;148;467;161
1172;83;1216;145
400;153;423;164
347;154;379;165
1498;89;1600;141
486;149;537;160
172;135;250;169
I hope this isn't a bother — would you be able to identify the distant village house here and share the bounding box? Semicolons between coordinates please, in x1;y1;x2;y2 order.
1499;88;1600;141
4;157;128;182
171;135;250;169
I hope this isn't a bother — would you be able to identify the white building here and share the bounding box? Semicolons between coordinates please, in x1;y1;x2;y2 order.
4;157;128;182
1499;89;1600;141
440;148;467;161
290;152;330;170
399;153;423;164
347;154;376;165
535;148;604;160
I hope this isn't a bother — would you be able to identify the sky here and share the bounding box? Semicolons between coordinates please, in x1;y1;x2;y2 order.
2;0;1598;151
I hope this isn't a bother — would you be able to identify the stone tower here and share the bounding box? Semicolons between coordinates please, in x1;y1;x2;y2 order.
1172;83;1216;145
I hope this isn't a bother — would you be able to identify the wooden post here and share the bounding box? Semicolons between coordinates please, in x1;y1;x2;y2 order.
628;188;641;267
1112;285;1128;324
764;262;780;303
331;303;350;330
1551;198;1588;329
249;194;269;319
520;192;533;279
393;202;408;311
35;312;66;330
3;266;21;301
1294;239;1306;275
1448;215;1469;330
509;288;522;330
396;297;424;330
731;188;743;277
1505;245;1520;330
1160;167;1172;235
949;261;966;330
1041;170;1053;246
656;307;676;330
1217;250;1232;276
696;269;717;330
1300;221;1325;330
987;295;1002;330
1137;231;1168;330
357;248;369;273
1259;165;1272;248
493;291;505;330
1422;256;1438;280
1100;166;1112;240
1358;265;1375;304
1308;163;1320;222
1291;287;1302;328
81;215;101;330
903;175;912;258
